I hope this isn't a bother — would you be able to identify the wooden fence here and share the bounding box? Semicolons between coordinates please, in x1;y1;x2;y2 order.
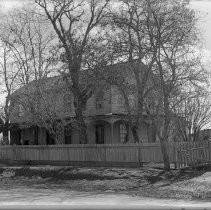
0;141;210;168
177;140;211;169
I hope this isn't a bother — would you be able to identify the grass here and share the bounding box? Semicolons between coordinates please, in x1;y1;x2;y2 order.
0;165;211;200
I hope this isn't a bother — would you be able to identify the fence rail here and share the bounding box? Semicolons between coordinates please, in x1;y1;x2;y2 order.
0;141;210;168
177;141;211;168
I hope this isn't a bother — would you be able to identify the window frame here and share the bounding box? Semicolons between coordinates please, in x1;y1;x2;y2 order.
96;91;104;110
18;104;24;117
119;123;128;143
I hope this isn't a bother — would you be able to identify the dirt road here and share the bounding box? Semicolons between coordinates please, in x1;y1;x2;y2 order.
0;187;211;208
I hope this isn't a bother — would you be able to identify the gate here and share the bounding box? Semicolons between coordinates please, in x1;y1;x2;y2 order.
177;140;211;169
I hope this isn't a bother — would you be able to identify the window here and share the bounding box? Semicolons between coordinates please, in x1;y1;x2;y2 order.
128;95;136;108
120;123;128;143
63;93;72;113
81;102;86;111
147;124;156;143
118;94;125;106
96;91;104;109
96;125;104;144
65;125;72;144
18;104;24;117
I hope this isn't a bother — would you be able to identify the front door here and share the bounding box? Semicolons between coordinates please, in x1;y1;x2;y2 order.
65;127;72;144
96;125;104;144
46;131;55;145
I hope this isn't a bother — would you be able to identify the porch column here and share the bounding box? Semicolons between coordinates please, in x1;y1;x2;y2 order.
111;122;114;144
85;119;91;144
128;125;131;143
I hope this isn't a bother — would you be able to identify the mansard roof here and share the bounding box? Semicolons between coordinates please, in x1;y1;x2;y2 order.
11;60;152;98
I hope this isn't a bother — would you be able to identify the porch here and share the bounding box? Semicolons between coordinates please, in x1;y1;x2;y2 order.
9;115;157;145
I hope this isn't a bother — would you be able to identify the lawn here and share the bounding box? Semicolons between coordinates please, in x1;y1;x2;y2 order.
0;164;210;202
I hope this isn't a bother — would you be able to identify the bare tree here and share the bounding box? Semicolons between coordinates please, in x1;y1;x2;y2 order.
0;6;58;143
174;93;211;142
0;43;20;144
35;0;110;144
144;0;208;170
1;6;57;85
11;77;73;144
98;0;156;143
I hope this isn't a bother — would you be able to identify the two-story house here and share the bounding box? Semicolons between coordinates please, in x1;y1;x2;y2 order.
9;62;158;145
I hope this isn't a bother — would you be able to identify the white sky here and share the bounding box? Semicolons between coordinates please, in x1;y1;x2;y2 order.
191;0;211;55
0;0;24;10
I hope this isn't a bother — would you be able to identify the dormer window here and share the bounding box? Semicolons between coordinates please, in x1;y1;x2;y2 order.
96;90;104;109
81;102;86;111
9;100;15;111
63;93;72;113
18;104;24;117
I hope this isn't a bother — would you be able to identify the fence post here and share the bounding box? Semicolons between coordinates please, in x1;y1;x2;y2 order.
138;144;142;167
173;143;177;169
104;144;107;164
177;149;180;170
138;144;140;167
12;146;15;161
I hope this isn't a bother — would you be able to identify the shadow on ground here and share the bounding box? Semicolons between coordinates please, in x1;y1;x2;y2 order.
1;167;123;181
0;165;209;183
145;165;211;186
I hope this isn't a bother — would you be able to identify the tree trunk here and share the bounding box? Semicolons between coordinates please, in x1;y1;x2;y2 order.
68;61;88;144
132;125;140;143
75;102;88;144
78;120;88;144
2;121;9;145
160;138;170;171
160;118;171;171
160;92;171;171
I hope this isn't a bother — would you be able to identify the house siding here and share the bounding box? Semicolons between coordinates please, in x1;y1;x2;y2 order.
85;87;112;116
